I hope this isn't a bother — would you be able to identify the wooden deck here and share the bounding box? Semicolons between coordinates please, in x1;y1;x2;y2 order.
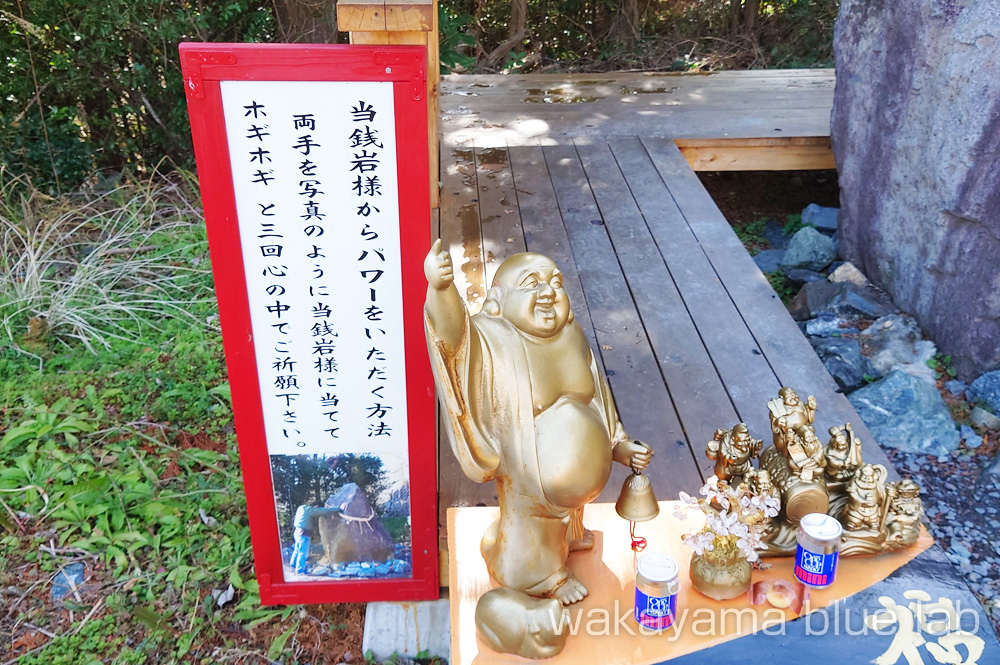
433;70;893;551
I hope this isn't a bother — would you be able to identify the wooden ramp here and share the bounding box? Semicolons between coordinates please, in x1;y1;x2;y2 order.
433;70;891;559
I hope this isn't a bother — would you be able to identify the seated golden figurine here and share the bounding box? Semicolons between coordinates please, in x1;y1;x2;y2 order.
767;387;817;455
424;241;651;605
885;480;922;546
475;588;568;659
843;463;889;532
824;424;863;483
706;423;763;484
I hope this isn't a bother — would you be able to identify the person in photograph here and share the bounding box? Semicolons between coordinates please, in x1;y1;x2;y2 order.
291;500;343;573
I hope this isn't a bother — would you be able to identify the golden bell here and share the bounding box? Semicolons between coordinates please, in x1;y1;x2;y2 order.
616;466;659;523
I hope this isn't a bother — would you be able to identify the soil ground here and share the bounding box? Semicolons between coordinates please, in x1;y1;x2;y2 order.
698;169;840;229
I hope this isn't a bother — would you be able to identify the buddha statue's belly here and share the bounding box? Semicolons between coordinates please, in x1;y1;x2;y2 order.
534;397;613;509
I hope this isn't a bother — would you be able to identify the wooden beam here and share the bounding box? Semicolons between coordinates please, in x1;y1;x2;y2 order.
385;0;434;31
675;136;835;171
336;0;386;32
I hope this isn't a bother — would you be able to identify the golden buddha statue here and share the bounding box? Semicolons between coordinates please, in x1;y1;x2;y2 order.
424;241;652;609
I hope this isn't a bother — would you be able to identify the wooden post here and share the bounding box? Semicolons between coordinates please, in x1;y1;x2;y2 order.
337;0;440;208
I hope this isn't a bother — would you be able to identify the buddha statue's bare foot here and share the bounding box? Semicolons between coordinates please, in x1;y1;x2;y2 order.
569;529;594;552
552;575;589;606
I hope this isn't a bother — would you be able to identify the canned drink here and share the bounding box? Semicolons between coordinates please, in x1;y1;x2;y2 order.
634;553;680;630
794;512;843;588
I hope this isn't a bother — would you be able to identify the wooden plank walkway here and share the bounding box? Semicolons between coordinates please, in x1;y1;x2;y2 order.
435;70;894;533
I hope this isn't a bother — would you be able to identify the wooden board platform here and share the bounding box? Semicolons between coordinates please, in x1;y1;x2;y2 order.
441;70;835;149
435;69;895;552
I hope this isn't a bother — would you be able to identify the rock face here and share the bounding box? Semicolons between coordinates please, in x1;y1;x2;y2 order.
780;227;835;272
848;370;960;456
831;1;1000;381
317;483;394;565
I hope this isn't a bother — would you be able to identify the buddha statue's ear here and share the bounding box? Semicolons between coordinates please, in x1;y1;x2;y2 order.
482;287;502;317
567;308;574;323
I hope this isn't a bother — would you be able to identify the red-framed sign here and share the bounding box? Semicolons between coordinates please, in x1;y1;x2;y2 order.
180;43;437;603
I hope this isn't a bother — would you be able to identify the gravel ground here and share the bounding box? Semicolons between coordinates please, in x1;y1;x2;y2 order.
884;441;1000;635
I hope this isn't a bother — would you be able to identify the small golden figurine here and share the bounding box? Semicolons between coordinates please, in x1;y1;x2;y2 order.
824;424;863;484
425;241;652;611
706;423;762;484
885;480;922;547
843;463;889;531
717;387;924;558
768;387;817;454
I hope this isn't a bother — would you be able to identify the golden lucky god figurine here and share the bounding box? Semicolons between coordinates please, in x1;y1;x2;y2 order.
425;241;652;614
709;387;923;558
706;423;763;484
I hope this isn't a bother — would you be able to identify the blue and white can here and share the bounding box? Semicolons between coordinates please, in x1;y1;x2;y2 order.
634;553;680;630
794;512;843;588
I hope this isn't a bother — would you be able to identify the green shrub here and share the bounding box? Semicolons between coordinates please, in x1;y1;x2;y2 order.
1;0;275;193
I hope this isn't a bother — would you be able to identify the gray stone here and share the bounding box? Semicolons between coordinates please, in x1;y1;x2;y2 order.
802;203;839;233
945;380;968;398
972;407;1000;431
988;452;1000;477
810;337;873;392
805;314;857;338
781;227;836;272
860;313;938;383
969;370;1000;414
763;220;790;249
848;369;961;456
787;281;895;321
783;268;827;284
961;425;983;447
829;261;869;288
753;249;786;274
832;1;1000;381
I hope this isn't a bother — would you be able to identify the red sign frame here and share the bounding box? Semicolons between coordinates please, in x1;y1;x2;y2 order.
179;43;438;604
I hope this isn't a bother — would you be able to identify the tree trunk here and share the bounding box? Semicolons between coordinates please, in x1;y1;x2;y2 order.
743;0;760;35
273;0;339;43
485;0;527;66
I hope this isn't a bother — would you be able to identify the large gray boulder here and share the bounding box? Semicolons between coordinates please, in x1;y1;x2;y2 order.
848;369;960;456
317;483;394;566
831;1;1000;381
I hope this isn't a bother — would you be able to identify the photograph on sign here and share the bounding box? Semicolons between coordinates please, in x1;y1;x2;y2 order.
181;44;437;603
